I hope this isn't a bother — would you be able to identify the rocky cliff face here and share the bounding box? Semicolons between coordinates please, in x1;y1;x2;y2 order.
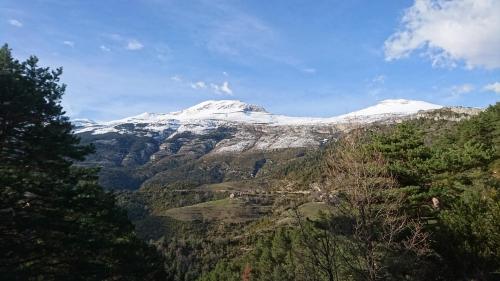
74;99;480;190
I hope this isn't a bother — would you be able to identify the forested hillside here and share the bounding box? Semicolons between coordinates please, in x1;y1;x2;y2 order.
112;101;498;281
1;44;498;281
196;104;500;281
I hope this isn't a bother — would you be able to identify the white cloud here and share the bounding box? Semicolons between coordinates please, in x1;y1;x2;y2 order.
384;0;500;69
63;41;75;47
8;19;23;27
222;71;229;76
483;82;500;94
191;81;207;89
451;83;475;96
100;45;111;52
220;81;232;95
126;39;144;50
171;74;233;95
210;81;233;95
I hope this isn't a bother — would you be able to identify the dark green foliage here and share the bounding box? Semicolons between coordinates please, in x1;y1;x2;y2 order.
271;147;328;187
0;45;90;173
431;105;500;280
437;187;500;280
0;45;165;280
373;104;500;279
98;167;145;190
198;260;242;281
372;123;433;187
198;228;300;281
202;221;350;281
157;221;247;281
249;228;299;281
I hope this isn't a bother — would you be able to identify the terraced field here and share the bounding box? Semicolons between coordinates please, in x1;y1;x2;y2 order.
162;198;272;223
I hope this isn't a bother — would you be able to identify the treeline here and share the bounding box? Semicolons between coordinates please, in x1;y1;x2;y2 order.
202;104;500;280
0;45;166;280
2;44;498;281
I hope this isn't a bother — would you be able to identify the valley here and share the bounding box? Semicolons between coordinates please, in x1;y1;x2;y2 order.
73;99;486;280
4;1;500;279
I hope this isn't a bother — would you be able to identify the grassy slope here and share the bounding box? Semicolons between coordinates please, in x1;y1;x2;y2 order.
162;198;270;223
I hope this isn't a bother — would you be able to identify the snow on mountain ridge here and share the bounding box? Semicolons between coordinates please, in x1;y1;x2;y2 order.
74;99;444;135
173;100;268;115
342;99;442;117
101;100;269;126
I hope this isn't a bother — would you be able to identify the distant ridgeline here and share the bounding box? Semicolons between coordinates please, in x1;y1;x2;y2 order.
74;99;481;191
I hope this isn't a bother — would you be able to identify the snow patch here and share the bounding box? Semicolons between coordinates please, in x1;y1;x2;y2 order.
341;99;442;117
73;99;443;136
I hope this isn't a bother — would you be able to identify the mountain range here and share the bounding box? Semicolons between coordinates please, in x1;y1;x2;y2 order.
74;99;480;190
75;99;443;133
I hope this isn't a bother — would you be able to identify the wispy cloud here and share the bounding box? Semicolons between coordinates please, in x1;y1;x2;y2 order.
384;0;500;69
126;39;144;50
451;83;475;96
63;41;75;47
211;81;233;95
100;45;111;52
366;75;387;97
483;82;500;94
206;13;275;58
144;1;307;71
170;75;182;82
191;81;207;89
103;33;148;52
191;2;307;70
104;33;143;51
171;74;233;95
8;19;23;27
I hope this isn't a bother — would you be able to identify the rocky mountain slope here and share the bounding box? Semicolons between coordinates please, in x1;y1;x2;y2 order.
74;99;480;190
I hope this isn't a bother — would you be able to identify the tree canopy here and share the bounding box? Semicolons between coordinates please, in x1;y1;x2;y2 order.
0;44;166;280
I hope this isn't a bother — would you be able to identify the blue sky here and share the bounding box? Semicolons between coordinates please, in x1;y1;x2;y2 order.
2;0;499;121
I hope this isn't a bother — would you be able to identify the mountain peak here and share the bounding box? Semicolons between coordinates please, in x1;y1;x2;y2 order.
74;98;448;133
344;99;442;117
174;100;268;116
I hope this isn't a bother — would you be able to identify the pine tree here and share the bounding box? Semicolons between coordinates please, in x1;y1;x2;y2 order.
0;44;166;280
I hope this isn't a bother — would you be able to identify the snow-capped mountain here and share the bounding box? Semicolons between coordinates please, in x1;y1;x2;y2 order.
73;98;453;155
74;99;443;135
339;99;442;117
74;99;479;190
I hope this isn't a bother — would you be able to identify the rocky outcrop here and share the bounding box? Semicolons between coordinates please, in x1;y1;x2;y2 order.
74;100;482;190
